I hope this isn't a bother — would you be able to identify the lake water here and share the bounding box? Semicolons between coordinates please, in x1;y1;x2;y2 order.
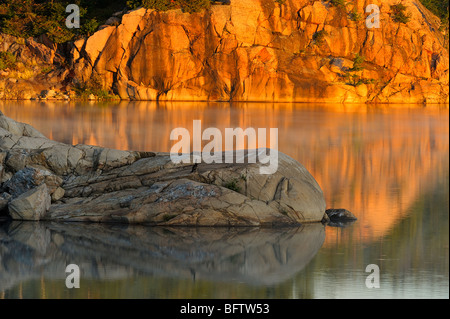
0;101;448;299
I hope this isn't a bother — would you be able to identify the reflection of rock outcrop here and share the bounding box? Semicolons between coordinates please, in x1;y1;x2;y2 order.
0;221;325;292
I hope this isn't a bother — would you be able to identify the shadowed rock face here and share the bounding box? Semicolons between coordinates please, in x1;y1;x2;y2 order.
0;221;325;291
0;112;326;225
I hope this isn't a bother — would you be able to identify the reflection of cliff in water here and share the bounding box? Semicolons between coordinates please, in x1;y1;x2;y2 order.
0;222;325;293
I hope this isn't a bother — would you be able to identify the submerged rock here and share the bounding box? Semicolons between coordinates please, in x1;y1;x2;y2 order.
325;208;357;221
324;208;357;227
0;112;326;225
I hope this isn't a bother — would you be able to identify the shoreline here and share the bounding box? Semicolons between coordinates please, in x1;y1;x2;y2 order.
1;97;449;106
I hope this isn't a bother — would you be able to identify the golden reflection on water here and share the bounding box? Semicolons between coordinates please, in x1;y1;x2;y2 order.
1;101;448;246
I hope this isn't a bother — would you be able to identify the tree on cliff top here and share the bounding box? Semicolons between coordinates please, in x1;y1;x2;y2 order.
419;0;449;22
0;0;213;42
0;0;448;44
127;0;211;12
0;0;124;43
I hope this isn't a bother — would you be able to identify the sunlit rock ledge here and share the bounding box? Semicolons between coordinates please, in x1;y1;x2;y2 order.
0;112;326;225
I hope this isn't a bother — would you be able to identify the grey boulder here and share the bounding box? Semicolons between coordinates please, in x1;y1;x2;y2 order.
8;184;51;221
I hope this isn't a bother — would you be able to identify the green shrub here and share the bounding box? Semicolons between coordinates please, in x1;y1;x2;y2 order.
350;53;365;71
41;66;53;74
40;20;75;44
223;178;241;192
344;73;376;87
81;18;100;37
0;0;123;43
391;3;411;23
0;52;16;71
327;0;346;8
348;10;362;21
0;0;218;43
419;0;448;22
177;0;211;13
313;30;328;44
129;0;211;13
126;0;142;9
0;0;76;43
141;0;175;11
420;0;448;47
74;73;115;99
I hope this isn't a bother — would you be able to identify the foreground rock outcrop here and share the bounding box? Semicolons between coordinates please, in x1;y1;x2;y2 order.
1;0;449;103
0;112;326;225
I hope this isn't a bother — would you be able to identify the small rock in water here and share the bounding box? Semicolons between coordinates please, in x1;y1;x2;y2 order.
325;208;357;220
324;209;357;227
0;192;11;211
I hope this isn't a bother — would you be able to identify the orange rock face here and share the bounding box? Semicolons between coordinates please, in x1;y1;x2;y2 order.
71;0;449;103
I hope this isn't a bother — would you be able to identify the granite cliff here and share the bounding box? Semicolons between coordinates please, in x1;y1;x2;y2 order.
0;0;449;103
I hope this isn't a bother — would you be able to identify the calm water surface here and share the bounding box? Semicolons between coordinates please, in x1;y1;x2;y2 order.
0;101;448;299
